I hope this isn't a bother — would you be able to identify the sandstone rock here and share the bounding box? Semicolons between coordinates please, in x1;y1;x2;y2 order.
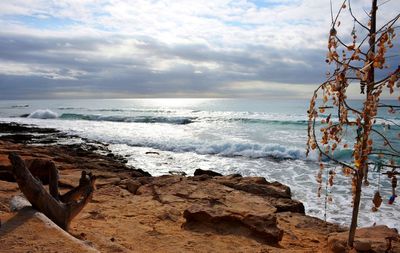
0;206;99;252
194;169;222;177
217;177;291;199
243;177;268;184
136;176;154;185
125;180;141;195
183;205;283;244
168;170;187;176
268;181;291;195
354;239;372;251
328;238;347;253
138;174;288;245
95;177;121;188
328;225;400;253
191;174;211;181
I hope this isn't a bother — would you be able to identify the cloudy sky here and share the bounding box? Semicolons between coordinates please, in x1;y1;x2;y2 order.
0;0;398;99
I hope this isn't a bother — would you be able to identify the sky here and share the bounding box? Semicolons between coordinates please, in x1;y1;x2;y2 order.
0;0;398;99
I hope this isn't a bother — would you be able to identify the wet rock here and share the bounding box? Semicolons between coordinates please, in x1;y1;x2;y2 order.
0;134;35;143
130;169;152;177
0;122;72;145
228;173;242;178
145;151;160;155
268;198;305;214
194;169;222;177
0;122;59;134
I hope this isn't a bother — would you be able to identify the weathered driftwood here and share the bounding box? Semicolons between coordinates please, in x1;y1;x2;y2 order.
8;152;96;231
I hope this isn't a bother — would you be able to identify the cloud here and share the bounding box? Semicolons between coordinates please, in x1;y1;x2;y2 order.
0;0;398;99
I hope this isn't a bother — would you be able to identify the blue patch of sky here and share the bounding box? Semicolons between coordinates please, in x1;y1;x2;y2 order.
3;15;78;29
89;11;117;32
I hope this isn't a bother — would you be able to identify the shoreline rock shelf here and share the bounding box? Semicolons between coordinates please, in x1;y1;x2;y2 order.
0;122;399;252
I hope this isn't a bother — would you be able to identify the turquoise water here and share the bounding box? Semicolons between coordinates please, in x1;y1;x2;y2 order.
0;98;399;229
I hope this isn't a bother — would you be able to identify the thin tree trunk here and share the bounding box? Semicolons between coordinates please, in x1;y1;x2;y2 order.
347;0;377;247
348;173;363;246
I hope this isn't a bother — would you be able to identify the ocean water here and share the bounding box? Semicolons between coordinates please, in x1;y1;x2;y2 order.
0;98;399;229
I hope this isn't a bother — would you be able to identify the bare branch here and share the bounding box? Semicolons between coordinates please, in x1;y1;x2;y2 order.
348;0;369;31
371;128;400;154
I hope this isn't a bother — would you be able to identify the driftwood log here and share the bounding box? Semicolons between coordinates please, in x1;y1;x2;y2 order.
8;152;96;231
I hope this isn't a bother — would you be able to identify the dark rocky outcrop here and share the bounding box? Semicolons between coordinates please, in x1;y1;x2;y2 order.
267;197;305;213
130;168;152;177
194;169;222;177
0;122;59;134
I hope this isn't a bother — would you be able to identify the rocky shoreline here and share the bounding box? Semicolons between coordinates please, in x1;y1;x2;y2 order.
0;122;398;252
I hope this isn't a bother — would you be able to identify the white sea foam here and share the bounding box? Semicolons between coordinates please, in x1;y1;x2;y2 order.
28;109;58;119
193;142;304;159
125;141;305;159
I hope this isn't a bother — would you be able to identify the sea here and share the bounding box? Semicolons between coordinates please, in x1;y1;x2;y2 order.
0;98;399;229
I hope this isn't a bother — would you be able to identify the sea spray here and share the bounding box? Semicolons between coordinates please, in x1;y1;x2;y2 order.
28;109;58;119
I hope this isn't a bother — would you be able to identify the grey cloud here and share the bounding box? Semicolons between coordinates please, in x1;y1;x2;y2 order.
0;32;335;99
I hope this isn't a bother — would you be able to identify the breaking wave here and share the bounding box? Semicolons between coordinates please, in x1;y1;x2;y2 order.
123;141;306;160
216;118;309;126
59;113;195;125
27;109;58;119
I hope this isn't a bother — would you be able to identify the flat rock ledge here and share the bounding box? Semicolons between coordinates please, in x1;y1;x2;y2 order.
183;205;283;244
123;174;305;245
